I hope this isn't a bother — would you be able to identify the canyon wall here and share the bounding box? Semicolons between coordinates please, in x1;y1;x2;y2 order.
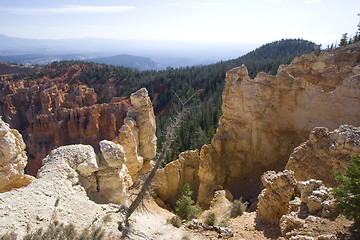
0;65;131;175
0;88;158;237
197;43;360;208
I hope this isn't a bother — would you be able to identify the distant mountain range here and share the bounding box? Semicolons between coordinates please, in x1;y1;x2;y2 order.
88;54;163;70
0;54;94;66
0;53;164;71
0;34;256;69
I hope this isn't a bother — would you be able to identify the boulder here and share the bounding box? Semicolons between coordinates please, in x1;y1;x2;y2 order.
37;144;99;181
99;140;126;168
257;170;297;224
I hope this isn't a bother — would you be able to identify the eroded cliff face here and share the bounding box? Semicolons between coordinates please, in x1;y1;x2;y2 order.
0;65;131;175
153;150;200;207
0;118;35;193
197;43;360;208
286;125;360;187
27;101;129;175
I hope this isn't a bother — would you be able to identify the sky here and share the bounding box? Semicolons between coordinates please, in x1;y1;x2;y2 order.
0;0;359;47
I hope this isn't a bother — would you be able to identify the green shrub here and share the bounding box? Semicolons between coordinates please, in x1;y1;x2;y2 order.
229;198;246;218
168;215;182;228
217;220;229;228
333;155;360;226
204;212;216;226
175;183;201;220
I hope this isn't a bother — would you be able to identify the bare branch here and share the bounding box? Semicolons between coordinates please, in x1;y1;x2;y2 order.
172;90;184;107
183;89;204;106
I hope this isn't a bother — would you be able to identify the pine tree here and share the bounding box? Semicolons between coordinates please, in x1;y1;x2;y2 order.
175;183;201;220
332;155;360;226
340;33;348;47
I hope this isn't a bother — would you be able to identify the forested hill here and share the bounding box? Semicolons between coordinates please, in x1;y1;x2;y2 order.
7;38;318;164
228;39;319;78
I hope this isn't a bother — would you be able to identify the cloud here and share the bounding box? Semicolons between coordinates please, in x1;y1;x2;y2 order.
0;5;135;15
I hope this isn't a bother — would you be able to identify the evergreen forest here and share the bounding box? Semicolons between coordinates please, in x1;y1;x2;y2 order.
11;39;318;165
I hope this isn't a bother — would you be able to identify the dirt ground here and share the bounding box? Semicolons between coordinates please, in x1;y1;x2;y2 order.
189;212;280;240
126;199;280;240
123;199;359;240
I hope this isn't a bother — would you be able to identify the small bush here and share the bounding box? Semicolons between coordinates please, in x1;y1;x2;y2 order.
333;155;360;226
229;198;246;218
182;235;191;240
217;220;229;228
204;212;216;226
175;183;201;220
1;221;105;240
0;232;17;240
103;214;112;223
168;215;182;228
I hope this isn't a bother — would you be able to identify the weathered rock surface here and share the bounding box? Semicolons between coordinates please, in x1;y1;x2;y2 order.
257;170;350;239
129;88;157;160
257;170;297;225
153;150;200;207
0;64;131;176
198;190;233;226
27;100;130;176
113;88;157;181
0;118;34;193
197;43;360;208
95;140;133;205
0;143;124;239
286;125;360;187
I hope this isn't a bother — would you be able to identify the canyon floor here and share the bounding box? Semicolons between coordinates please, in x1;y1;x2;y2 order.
127;198;359;240
127;199;280;240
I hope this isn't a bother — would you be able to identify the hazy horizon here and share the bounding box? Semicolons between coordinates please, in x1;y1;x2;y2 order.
0;0;359;47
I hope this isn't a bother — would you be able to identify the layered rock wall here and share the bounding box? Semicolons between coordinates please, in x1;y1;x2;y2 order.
0;65;131;175
197;43;360;208
27;101;129;175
